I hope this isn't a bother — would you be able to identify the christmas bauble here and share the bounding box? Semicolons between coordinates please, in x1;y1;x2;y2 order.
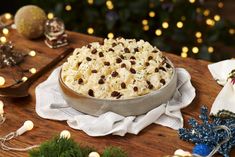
14;5;46;39
192;144;211;156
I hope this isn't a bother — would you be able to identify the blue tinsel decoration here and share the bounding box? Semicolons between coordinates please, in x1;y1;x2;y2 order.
178;106;235;157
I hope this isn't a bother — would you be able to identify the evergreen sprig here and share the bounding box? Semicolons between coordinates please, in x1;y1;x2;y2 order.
102;147;128;157
29;136;128;157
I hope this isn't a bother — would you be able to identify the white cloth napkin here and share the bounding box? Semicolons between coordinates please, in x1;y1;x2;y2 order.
208;60;235;116
35;67;195;136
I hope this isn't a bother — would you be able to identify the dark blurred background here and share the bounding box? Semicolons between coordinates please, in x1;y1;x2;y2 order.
1;0;235;61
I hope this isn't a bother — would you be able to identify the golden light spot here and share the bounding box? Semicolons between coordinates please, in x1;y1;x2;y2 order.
181;52;188;58
192;47;199;54
65;5;72;11
197;38;203;43
214;15;221;21
229;29;235;35
162;22;169;29
181;16;186;21
47;13;54;19
0;76;5;86
106;0;112;6
29;50;36;57
149;11;155;18
0;36;7;43
4;13;12;20
208;46;214;53
87;0;94;5
22;76;28;82
87;27;94;34
203;9;210;16
182;46;189;53
143;25;149;31
2;28;9;35
142;19;148;25
189;0;195;3
106;0;114;10
195;32;202;38
206;19;215;26
107;32;114;39
196;8;201;13
29;68;37;74
218;2;224;8
176;21;183;28
155;29;162;36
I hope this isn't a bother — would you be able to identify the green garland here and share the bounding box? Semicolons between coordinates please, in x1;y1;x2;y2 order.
29;136;128;157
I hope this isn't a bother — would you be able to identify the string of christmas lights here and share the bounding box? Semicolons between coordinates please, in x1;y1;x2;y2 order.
0;15;38;87
51;0;234;61
2;0;235;61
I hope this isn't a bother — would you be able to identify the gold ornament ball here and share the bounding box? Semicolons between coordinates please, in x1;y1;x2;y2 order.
14;5;47;39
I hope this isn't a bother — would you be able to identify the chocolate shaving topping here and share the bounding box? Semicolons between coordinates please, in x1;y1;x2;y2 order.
145;62;150;66
109;48;114;52
111;91;120;97
124;48;130;53
148;56;153;60
121;63;126;68
99;52;104;57
148;84;154;89
159;67;166;71
133;86;138;92
121;82;126;89
87;44;92;48
86;57;92;61
91;49;97;54
160;79;166;85
91;70;97;73
165;63;171;68
88;89;94;97
152;50;158;53
155;68;159;72
116;94;122;99
133;79;136;83
120;55;124;59
130;68;136;74
116;58;122;63
146;81;153;89
77;62;82;67
130;60;136;65
112;43;117;47
134;48;138;52
101;75;105;79
78;78;83;84
130;56;136;60
104;61;110;66
111;71;118;77
98;79;105;84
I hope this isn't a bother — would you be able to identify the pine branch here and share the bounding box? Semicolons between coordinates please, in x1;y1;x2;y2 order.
29;136;128;157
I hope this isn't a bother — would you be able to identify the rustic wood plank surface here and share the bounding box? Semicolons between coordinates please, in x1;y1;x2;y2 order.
0;31;231;157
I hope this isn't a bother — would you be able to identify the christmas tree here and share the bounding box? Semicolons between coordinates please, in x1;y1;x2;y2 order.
5;0;235;61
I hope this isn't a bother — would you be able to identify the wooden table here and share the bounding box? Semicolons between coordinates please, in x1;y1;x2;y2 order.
0;31;231;157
